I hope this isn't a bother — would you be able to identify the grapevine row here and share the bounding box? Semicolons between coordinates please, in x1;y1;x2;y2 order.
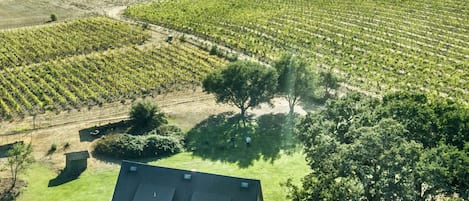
0;43;225;120
126;0;468;104
0;17;150;69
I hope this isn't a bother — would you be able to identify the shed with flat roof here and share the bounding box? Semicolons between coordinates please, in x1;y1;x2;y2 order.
64;150;89;175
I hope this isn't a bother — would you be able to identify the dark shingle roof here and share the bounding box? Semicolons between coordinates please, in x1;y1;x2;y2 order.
65;150;89;161
111;161;263;201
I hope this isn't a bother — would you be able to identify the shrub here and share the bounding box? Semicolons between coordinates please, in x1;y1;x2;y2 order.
94;134;145;158
50;14;57;22
47;143;57;155
64;142;70;149
226;52;238;62
50;143;57;152
94;133;183;159
143;135;183;157
179;34;186;42
141;22;149;30
150;124;185;137
209;45;218;55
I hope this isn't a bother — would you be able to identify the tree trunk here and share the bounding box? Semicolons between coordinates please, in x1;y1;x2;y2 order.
10;164;17;189
288;100;295;116
240;106;247;127
287;95;297;116
415;182;425;201
325;87;331;100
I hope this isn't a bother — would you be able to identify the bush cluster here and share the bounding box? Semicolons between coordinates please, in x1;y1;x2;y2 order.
149;124;185;138
94;133;183;158
94;102;185;159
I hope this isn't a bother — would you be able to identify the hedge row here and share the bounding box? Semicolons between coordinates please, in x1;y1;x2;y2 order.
94;133;183;158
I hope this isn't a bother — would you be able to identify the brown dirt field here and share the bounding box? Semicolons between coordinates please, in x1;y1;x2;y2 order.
0;0;150;29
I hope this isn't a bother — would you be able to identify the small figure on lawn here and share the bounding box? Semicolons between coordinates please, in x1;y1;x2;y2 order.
230;137;235;148
245;136;251;147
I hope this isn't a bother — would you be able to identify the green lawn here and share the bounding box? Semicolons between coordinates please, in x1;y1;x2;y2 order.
153;151;309;201
19;113;310;201
19;151;308;201
18;164;117;201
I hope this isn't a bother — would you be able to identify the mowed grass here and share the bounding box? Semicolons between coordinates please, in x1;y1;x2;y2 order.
18;113;310;201
18;164;117;201
19;152;308;201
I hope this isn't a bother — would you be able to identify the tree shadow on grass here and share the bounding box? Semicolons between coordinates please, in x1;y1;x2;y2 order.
185;112;300;168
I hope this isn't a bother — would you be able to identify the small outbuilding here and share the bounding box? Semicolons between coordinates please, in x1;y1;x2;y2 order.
64;150;90;175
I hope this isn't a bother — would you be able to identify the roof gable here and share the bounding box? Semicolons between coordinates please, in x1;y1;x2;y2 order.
111;161;262;201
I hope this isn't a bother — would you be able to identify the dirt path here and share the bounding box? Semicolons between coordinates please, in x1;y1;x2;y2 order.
102;6;267;65
102;6;373;99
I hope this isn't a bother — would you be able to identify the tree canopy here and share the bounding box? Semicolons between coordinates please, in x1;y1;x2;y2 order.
274;54;317;115
288;92;469;200
7;142;34;188
203;61;278;119
319;70;340;100
129;101;167;134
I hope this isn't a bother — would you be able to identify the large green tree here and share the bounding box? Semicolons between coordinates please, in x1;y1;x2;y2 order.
379;92;438;147
129;101;167;134
203;61;278;119
419;143;469;199
431;99;469;149
288;93;469;201
7;143;34;188
274;54;317;115
291;116;422;200
319;70;340;100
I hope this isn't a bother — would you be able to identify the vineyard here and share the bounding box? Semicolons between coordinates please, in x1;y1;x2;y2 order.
0;18;225;120
126;0;469;104
0;17;150;69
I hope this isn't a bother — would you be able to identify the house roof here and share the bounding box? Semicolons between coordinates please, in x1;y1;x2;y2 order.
111;161;263;201
65;150;90;161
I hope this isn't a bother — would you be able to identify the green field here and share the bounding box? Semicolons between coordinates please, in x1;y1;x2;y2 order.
0;17;225;120
0;17;149;69
126;0;469;103
19;152;308;201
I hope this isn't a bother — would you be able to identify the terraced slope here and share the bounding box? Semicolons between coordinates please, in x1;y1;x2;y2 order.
126;0;469;103
0;18;225;120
